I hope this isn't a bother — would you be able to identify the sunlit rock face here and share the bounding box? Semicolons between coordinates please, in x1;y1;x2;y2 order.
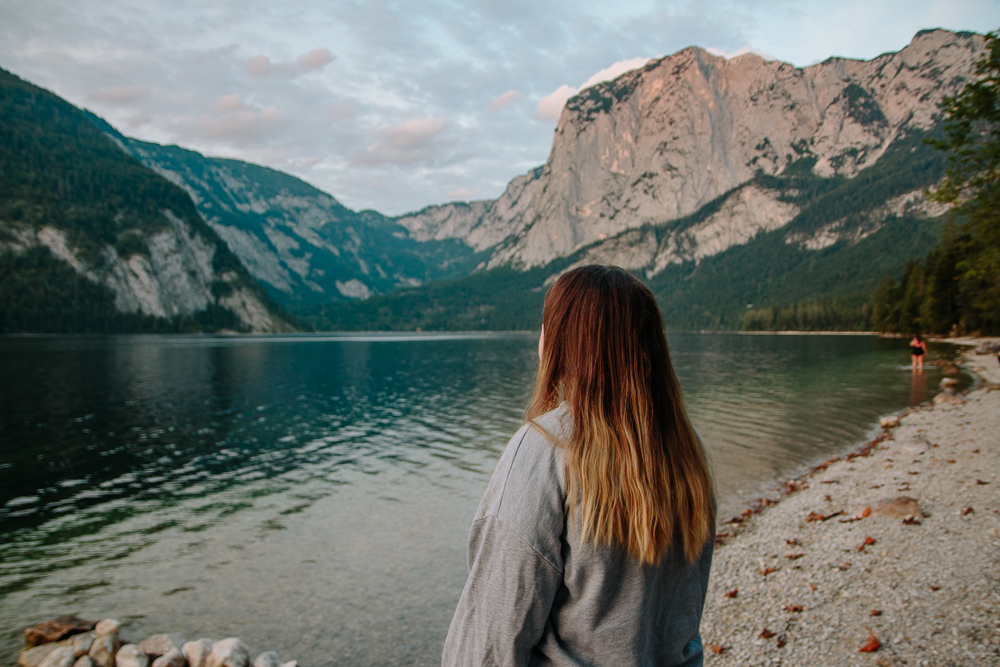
395;29;983;270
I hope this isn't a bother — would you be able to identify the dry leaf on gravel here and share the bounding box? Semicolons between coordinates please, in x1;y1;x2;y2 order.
859;627;881;653
724;588;738;598
708;644;724;654
784;605;803;612
759;628;776;639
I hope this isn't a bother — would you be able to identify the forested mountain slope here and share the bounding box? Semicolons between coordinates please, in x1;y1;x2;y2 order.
0;68;293;333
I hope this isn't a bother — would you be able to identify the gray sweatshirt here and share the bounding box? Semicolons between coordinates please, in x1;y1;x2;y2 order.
442;406;714;667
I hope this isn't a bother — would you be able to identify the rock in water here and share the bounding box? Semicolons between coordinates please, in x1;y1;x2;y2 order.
138;636;185;658
182;640;214;667
251;653;279;667
74;657;95;667
115;646;149;667
871;496;924;519
205;639;249;667
39;647;75;667
150;649;184;667
25;618;98;648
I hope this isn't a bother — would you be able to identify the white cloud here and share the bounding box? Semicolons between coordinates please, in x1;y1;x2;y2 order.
87;85;150;105
446;187;479;200
246;48;334;77
216;93;245;111
533;57;650;122
351;117;447;165
185;105;282;145
705;45;775;61
328;103;356;121
297;48;334;71
533;84;577;122
579;57;649;90
490;89;524;111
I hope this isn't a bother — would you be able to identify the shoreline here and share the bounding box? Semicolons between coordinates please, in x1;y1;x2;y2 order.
701;337;1000;666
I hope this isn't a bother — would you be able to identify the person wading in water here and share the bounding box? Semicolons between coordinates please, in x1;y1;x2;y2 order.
442;265;715;667
910;333;928;372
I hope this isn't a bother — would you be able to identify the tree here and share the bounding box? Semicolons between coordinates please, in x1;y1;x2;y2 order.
922;31;1000;333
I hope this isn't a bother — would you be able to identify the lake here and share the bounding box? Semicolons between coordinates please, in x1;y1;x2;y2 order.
0;333;963;666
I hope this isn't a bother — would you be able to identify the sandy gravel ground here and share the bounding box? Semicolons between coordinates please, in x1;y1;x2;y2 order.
701;340;1000;667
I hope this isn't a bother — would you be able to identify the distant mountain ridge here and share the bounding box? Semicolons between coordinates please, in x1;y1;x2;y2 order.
87;118;482;306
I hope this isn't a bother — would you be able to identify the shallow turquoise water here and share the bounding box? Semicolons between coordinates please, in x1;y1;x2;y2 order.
0;333;963;666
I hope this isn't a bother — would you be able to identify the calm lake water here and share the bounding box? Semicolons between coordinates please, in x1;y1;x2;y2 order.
0;333;964;666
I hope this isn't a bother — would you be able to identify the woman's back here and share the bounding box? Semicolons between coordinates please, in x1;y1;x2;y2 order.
442;406;713;667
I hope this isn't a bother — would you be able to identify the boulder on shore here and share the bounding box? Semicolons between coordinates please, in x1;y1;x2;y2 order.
137;636;185;659
182;640;214;667
205;639;249;667
251;652;279;667
115;646;149;667
20;641;71;667
73;633;96;658
25;618;97;648
150;649;184;667
38;646;75;667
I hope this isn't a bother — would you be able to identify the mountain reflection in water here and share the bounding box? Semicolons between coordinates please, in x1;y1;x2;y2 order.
0;333;962;666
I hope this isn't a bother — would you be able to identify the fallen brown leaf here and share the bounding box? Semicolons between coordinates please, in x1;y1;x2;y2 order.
963;507;974;515
724;588;738;598
708;644;724;655
908;471;920;475
859;627;881;653
776;638;787;648
861;506;872;517
784;604;803;612
759;628;776;639
930;585;940;591
809;583;818;591
976;479;989;485
858;535;877;551
902;516;922;525
786;538;798;546
838;561;852;571
972;448;979;453
806;510;843;522
758;566;777;576
946;459;956;464
870;609;882;616
786;553;805;560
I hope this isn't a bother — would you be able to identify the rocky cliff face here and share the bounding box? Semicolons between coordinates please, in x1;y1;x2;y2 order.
3;213;290;332
394;29;983;270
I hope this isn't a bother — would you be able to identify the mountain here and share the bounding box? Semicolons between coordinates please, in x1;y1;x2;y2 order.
0;68;293;333
394;29;981;269
87;119;482;307
305;29;984;331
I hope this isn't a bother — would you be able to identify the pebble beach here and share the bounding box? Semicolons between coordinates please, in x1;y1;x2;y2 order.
701;339;1000;667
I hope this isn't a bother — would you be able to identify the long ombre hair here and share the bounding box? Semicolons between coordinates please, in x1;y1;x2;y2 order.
526;265;714;565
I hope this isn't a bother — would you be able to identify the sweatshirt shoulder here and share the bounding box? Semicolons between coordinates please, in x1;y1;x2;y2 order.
478;407;570;527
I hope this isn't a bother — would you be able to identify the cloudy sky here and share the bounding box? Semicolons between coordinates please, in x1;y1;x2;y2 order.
2;1;998;215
